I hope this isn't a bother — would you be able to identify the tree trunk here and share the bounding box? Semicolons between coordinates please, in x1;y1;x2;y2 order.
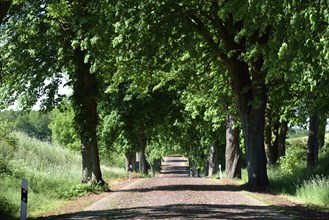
91;140;103;184
225;115;241;179
264;105;274;164
81;139;92;183
189;159;198;177
228;59;268;188
125;152;137;172
138;133;148;175
307;114;319;168
208;141;219;176
149;158;161;176
278;121;288;157
73;48;103;184
317;116;327;150
271;122;280;163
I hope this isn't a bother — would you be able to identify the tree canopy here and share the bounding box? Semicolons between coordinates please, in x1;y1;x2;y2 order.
0;0;328;189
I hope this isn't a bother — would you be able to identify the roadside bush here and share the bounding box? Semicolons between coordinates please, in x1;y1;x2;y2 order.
279;145;306;174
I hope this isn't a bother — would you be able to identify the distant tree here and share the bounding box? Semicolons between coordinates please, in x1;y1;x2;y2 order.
49;102;80;151
0;110;52;141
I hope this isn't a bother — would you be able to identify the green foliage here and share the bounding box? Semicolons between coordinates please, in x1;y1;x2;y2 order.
49;104;80;151
0;0;329;192
279;145;306;174
99;109;125;153
0;110;52;141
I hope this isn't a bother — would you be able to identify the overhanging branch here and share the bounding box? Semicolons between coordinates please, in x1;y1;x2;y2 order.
0;1;12;24
186;13;228;64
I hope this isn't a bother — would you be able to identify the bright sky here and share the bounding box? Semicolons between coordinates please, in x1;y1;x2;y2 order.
8;77;72;111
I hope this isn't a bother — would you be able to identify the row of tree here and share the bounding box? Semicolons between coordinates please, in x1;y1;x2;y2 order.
1;0;328;189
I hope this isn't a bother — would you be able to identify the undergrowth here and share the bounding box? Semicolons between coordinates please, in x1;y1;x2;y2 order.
267;140;329;209
240;137;329;209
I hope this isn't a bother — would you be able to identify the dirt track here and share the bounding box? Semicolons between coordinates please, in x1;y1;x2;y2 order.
63;156;290;219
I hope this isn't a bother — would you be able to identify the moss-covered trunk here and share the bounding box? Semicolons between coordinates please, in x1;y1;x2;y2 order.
73;48;103;184
264;105;275;164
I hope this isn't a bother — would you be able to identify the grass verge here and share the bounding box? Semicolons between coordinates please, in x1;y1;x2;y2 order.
0;131;127;219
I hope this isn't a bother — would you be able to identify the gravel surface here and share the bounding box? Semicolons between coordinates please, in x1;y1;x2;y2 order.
67;156;291;220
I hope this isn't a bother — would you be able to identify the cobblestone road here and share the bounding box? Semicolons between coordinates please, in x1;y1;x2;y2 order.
67;156;290;219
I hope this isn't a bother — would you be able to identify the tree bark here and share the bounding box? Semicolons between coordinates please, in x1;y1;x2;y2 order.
271;122;280;163
91;139;103;184
228;58;269;188
208;140;219;176
81;139;92;183
264;105;274;164
225;115;241;179
138;150;147;175
307;114;319;168
150;158;161;175
317;116;327;150
73;48;103;184
138;133;148;175
278;121;288;157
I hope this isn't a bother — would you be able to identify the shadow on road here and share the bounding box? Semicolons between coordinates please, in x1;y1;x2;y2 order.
115;183;243;193
34;203;298;219
33;203;329;220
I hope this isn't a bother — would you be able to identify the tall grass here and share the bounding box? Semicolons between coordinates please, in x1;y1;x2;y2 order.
239;135;329;209
266;138;329;209
0;131;127;219
296;175;329;207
